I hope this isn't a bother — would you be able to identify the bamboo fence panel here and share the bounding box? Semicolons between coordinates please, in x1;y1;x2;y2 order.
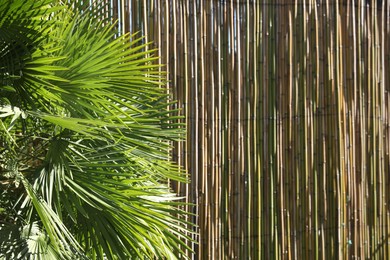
96;0;390;259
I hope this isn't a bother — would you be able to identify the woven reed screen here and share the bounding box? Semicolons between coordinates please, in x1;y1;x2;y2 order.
106;0;390;259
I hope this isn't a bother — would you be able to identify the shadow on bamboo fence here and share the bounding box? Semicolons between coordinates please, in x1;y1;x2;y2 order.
105;0;390;259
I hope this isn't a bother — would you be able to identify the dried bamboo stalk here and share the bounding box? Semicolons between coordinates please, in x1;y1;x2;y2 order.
106;1;390;259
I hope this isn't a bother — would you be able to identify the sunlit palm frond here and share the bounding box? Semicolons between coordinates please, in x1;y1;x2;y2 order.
1;0;191;259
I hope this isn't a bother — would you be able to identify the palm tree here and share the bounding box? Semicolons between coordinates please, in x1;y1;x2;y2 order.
0;0;192;259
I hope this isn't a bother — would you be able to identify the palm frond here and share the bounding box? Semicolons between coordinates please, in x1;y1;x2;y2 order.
1;0;192;259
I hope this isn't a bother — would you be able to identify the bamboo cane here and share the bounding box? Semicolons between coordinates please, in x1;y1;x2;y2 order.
104;1;390;258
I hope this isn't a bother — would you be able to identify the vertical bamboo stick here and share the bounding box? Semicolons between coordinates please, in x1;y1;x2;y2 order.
215;2;223;258
235;1;243;257
252;1;261;259
244;0;252;258
287;7;293;260
262;1;269;257
258;1;264;258
312;2;320;259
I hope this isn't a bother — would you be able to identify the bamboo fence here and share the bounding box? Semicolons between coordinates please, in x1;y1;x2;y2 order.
104;0;389;259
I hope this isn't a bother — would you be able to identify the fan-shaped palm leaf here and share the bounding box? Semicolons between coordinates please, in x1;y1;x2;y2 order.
0;0;192;259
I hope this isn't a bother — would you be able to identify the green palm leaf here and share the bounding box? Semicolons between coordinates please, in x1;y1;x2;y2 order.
0;0;192;259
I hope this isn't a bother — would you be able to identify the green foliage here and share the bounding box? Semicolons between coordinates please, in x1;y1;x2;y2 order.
0;0;191;259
